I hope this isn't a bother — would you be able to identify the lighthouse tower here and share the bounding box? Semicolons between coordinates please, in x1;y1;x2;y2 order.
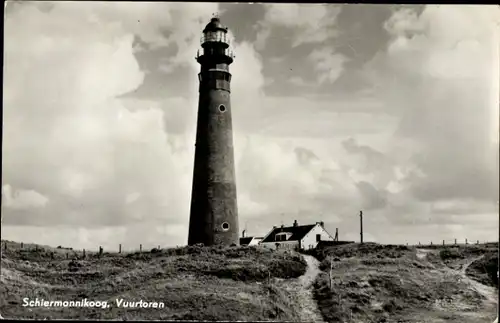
188;16;239;246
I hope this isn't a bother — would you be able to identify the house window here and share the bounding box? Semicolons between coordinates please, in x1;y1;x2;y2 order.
316;234;321;242
275;233;287;242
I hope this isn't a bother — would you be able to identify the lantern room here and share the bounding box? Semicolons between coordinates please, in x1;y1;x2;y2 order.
196;15;235;65
201;16;230;48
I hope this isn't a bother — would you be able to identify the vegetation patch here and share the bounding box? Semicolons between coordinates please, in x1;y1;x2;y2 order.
311;243;497;323
1;241;307;320
465;251;499;288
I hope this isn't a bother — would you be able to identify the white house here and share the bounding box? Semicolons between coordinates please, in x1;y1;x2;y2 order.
259;220;336;250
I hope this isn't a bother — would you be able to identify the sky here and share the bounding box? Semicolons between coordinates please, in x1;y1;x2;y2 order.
2;2;499;251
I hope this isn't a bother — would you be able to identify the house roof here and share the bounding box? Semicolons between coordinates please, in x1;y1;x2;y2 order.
239;237;253;245
239;236;264;245
261;224;316;243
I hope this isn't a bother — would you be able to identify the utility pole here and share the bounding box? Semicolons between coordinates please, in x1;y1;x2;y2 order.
359;210;363;244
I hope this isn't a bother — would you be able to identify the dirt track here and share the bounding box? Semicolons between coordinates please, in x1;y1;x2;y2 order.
296;255;325;323
279;254;325;323
416;249;498;323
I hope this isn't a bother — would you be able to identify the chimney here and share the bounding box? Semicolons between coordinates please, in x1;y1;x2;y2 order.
242;230;246;238
280;224;284;229
293;220;298;227
320;221;324;228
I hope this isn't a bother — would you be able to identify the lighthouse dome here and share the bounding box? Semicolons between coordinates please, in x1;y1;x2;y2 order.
203;17;228;33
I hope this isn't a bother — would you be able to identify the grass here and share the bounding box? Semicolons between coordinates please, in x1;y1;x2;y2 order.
3;240;497;322
465;251;499;288
438;244;498;261
1;241;307;320
311;242;498;323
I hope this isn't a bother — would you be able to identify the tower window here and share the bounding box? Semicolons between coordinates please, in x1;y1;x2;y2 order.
221;222;230;231
218;104;226;112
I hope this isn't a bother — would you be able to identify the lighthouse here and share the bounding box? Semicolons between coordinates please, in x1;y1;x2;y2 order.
188;16;239;246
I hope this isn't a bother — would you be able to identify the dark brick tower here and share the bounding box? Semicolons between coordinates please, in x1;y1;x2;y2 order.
188;16;239;246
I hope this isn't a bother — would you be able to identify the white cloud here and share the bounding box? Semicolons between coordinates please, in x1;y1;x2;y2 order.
288;76;306;86
2;3;498;249
256;4;346;83
257;4;341;47
2;185;49;210
2;2;215;247
363;5;499;204
256;4;347;85
125;192;141;204
308;47;348;84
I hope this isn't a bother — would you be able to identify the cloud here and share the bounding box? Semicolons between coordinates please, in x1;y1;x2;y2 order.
308;47;348;84
288;76;309;87
365;5;499;204
2;185;49;210
256;4;341;48
2;1;218;248
2;3;498;249
256;4;347;85
344;5;499;244
5;2;357;249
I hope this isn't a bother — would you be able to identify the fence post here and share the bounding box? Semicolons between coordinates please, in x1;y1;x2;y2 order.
66;252;69;259
83;249;86;259
140;244;142;253
454;239;457;245
465;239;468;245
119;244;122;254
158;245;160;250
99;246;103;257
328;257;333;290
430;241;433;246
20;242;24;249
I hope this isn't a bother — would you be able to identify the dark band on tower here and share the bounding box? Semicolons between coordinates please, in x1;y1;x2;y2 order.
188;16;239;246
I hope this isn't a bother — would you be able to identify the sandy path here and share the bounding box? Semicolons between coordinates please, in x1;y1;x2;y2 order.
296;255;325;322
279;254;325;323
416;249;498;323
416;248;433;260
461;256;498;307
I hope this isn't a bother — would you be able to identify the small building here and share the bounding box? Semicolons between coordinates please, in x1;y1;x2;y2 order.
259;220;336;250
239;236;263;246
239;230;263;246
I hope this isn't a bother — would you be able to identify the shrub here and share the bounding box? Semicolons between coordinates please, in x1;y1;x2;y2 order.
439;248;464;261
465;252;499;287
